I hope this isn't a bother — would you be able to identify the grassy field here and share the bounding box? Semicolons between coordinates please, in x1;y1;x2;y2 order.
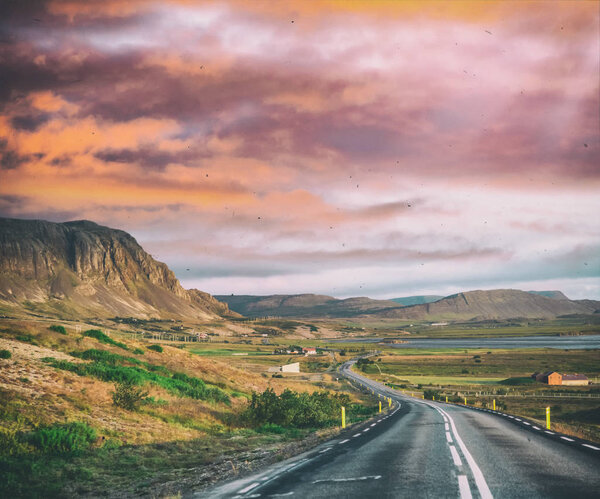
353;347;600;442
317;315;600;339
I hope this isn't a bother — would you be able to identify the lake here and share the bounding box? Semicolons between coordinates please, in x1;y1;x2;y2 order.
329;335;600;350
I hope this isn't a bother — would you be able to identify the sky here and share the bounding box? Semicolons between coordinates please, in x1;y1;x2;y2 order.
0;0;599;300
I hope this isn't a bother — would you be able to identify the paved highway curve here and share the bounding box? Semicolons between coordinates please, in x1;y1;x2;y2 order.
199;360;600;498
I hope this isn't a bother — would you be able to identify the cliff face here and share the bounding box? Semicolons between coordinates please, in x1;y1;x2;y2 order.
0;217;234;319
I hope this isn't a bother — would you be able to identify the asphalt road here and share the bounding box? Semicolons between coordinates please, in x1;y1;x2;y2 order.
198;361;600;498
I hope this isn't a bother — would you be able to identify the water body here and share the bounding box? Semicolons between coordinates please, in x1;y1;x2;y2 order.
329;335;600;350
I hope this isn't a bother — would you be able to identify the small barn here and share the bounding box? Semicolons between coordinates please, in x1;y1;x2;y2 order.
561;374;589;386
268;362;300;373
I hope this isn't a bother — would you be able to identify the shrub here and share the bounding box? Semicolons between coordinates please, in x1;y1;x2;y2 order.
112;381;149;411
0;350;11;359
15;334;36;344
132;348;145;355
49;325;67;335
26;422;97;454
147;344;163;353
244;388;351;428
424;389;441;400
83;329;128;350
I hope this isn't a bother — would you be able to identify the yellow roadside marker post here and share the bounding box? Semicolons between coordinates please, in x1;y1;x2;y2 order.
388;397;391;407
464;397;467;405
445;396;448;403
432;395;435;401
379;401;382;413
422;394;425;399
493;399;496;411
546;406;551;430
342;406;346;429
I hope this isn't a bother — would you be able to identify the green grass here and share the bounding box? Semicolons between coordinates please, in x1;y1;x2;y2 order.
43;353;229;404
26;422;97;455
83;329;128;350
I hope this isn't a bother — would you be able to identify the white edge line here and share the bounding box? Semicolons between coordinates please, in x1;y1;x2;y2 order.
561;436;574;442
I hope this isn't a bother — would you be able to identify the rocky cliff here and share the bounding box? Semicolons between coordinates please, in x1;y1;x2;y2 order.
0;217;234;319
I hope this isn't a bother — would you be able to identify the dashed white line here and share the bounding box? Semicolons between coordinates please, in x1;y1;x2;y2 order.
582;444;600;451
238;482;260;494
319;447;332;454
446;431;453;443
445;423;449;431
339;439;350;445
523;422;531;426
458;475;473;499
352;433;361;438
545;430;554;435
370;423;377;427
561;436;574;442
312;475;381;484
515;418;522;422
449;445;463;466
532;426;540;430
363;428;370;432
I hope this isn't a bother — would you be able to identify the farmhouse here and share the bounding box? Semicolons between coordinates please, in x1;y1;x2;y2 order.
532;371;589;386
303;347;317;356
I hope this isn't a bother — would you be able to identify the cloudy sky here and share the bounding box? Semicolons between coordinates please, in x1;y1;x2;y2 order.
1;0;598;299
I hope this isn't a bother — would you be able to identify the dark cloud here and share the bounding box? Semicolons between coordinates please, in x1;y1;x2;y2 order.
0;139;30;170
94;146;210;170
11;112;50;131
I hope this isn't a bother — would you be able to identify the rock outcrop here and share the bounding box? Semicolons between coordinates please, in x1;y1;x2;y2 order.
0;217;235;319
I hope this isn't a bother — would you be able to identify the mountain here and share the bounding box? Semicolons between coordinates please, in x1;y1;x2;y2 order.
215;293;401;318
390;295;444;306
375;289;599;321
0;217;235;319
527;290;570;300
217;289;600;321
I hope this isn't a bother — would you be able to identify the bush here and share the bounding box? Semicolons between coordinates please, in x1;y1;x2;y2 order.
83;329;128;350
0;350;11;359
15;334;36;344
147;344;163;353
424;389;441;400
244;388;351;428
49;325;67;335
26;422;96;455
112;381;149;411
132;348;145;355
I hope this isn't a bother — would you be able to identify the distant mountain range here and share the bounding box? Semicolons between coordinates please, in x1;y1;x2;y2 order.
390;295;444;306
0;218;235;320
217;289;600;321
